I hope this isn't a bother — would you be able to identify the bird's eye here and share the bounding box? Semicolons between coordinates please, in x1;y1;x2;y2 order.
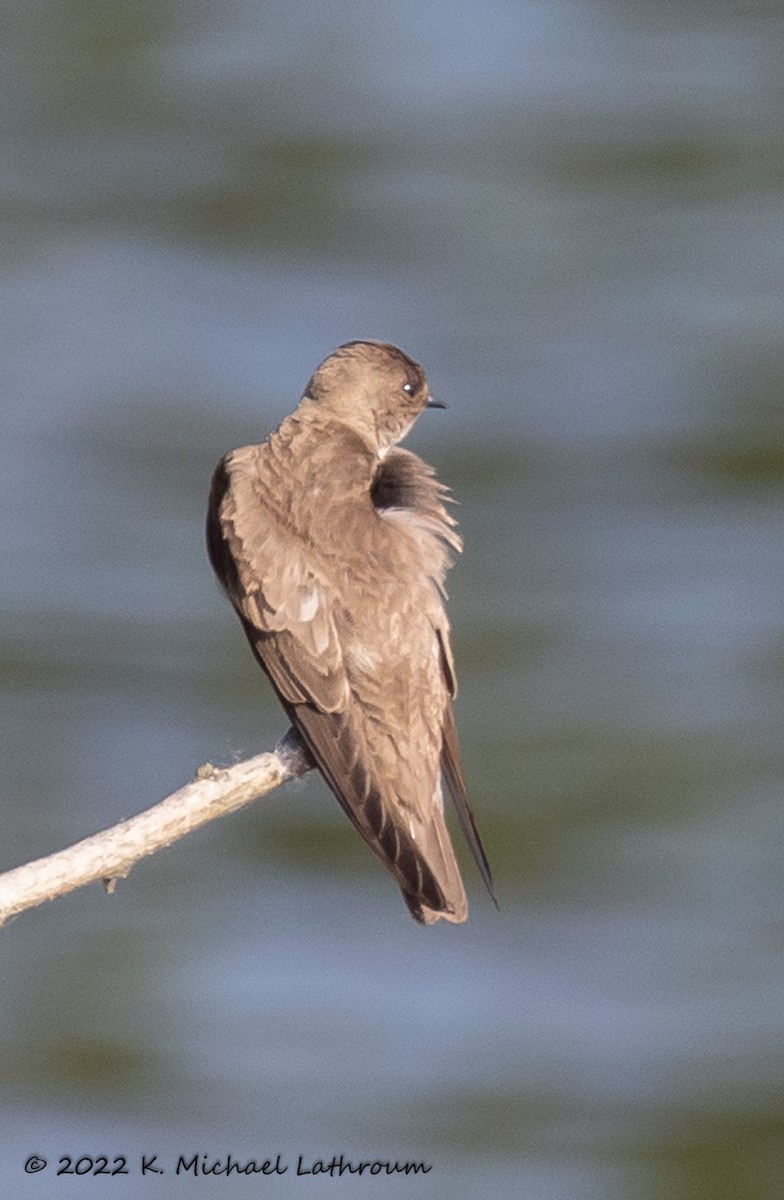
402;382;415;395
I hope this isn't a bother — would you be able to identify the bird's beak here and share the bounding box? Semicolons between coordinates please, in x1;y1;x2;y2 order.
426;395;447;409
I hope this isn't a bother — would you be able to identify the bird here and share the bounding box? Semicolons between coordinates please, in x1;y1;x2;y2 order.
206;340;496;924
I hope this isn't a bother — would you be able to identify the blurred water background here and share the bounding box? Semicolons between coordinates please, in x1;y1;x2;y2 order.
2;1;784;1197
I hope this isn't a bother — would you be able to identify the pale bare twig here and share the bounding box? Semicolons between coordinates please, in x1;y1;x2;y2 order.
0;730;313;930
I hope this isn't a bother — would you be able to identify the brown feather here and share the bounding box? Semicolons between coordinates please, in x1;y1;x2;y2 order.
206;341;495;923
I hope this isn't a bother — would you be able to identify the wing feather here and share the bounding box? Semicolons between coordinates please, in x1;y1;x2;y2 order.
440;699;498;909
208;448;348;713
208;433;493;923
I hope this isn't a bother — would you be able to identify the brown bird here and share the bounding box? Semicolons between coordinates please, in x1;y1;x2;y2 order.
206;340;496;924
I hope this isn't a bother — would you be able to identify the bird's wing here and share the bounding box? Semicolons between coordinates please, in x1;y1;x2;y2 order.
207;447;348;713
207;443;463;922
438;659;498;910
375;449;498;910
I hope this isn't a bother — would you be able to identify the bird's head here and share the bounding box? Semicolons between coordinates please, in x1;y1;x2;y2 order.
303;340;443;455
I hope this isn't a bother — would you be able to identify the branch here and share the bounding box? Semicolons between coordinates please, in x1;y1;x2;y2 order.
0;730;313;930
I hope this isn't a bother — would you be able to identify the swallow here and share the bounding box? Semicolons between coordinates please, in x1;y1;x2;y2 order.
207;340;496;923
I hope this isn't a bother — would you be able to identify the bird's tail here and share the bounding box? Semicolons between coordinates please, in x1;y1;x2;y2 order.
401;784;469;925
